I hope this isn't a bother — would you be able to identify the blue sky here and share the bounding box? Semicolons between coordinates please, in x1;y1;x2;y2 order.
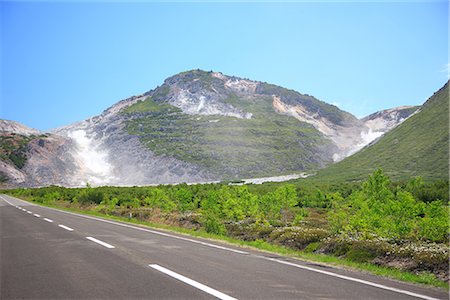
1;0;448;131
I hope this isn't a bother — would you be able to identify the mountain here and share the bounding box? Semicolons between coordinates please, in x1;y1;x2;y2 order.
311;81;449;182
1;70;417;187
0;119;42;136
53;70;376;186
0;120;78;187
362;106;419;133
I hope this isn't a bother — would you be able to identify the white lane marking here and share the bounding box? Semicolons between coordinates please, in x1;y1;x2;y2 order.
0;195;37;207
3;196;247;255
2;195;442;300
43;218;53;223
86;237;115;249
261;257;441;300
33;214;41;218
58;224;74;231
26;211;32;214
1;196;15;206
149;264;237;300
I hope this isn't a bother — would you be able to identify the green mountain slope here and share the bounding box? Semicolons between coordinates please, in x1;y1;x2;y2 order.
121;70;367;179
311;81;449;181
124;96;334;179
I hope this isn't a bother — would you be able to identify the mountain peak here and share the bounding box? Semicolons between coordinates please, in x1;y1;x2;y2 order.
2;70;434;187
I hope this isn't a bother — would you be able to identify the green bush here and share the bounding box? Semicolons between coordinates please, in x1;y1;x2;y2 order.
78;189;104;205
202;212;226;235
328;169;449;243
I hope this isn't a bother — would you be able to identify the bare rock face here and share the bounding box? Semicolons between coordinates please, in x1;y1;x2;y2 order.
22;135;80;187
52;95;215;187
0;160;26;185
1;70;418;187
148;70;253;119
362;106;418;133
150;70;418;162
271;95;367;161
0;119;41;136
0;120;79;187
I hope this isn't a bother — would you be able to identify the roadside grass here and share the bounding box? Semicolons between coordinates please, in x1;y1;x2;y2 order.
12;196;448;290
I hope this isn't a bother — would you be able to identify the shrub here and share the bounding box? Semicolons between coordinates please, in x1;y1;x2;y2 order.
78;189;104;205
328;169;448;242
418;201;449;243
269;227;329;250
202;212;226;235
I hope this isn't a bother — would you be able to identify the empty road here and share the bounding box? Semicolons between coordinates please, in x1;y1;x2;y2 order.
1;194;447;299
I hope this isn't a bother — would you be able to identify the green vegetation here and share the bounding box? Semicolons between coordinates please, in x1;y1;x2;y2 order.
328;169;448;242
0;133;39;169
122;97;179;114
4;169;448;287
124;94;333;179
256;82;357;126
0;172;8;183
313;81;449;182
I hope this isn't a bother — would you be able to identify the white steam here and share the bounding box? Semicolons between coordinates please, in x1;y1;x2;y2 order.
332;129;385;162
68;130;115;186
360;129;384;145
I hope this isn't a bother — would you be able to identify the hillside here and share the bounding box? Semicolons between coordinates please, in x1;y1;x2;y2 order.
120;70;401;179
1;70;418;187
311;81;449;182
0;120;80;187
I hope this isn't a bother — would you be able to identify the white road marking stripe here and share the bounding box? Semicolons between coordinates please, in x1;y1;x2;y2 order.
261;257;441;300
6;198;247;255
1;195;442;300
43;218;53;223
58;224;74;231
26;211;32;214
86;237;115;249
33;214;41;217
0;197;15;206
149;264;237;300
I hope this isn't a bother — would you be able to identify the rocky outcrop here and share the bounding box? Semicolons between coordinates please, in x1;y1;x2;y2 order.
362;106;418;133
0;119;41;136
22;135;80;187
53;95;214;187
0;70;418;187
0;121;79;187
147;70;253;119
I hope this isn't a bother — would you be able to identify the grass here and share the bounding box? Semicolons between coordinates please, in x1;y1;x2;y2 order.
122;96;179;114
14;195;448;290
255;82;358;126
310;81;449;182
124;93;334;179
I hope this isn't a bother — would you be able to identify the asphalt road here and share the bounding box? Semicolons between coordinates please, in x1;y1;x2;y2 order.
1;194;447;300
